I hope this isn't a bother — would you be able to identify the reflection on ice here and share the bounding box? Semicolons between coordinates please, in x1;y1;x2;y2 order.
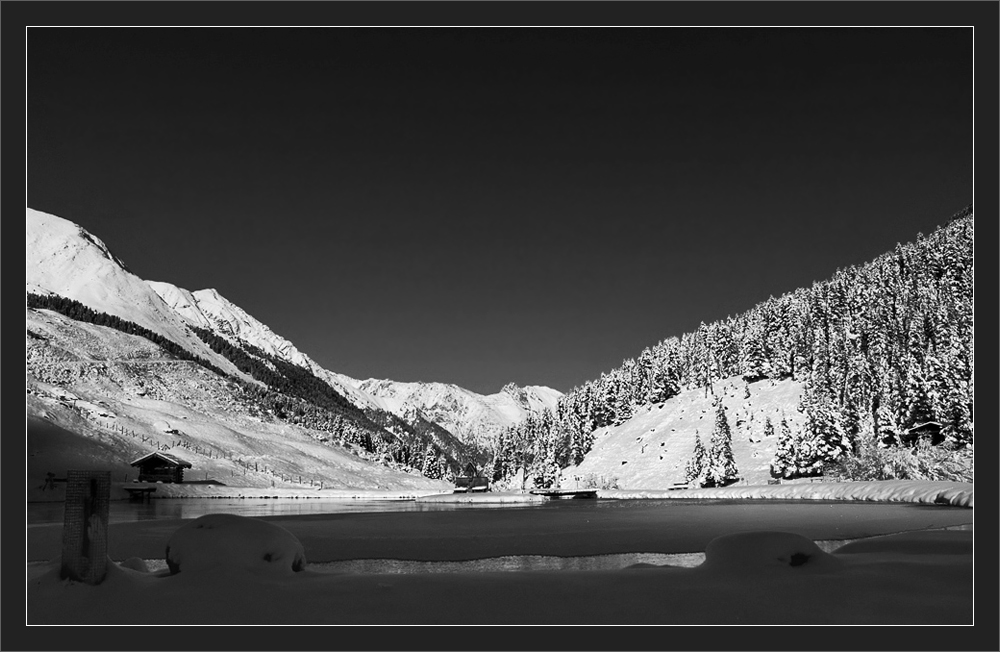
136;538;860;574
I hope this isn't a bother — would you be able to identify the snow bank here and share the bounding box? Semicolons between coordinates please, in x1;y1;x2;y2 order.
699;531;843;573
416;491;545;504
165;514;306;575
601;480;973;508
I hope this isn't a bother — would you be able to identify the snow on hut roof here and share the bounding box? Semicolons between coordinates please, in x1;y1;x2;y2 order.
129;451;193;468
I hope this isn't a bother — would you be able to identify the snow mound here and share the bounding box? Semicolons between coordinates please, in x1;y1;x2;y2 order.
699;531;843;573
165;514;306;575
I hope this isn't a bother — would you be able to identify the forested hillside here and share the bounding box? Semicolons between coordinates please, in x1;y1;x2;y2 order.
489;207;974;488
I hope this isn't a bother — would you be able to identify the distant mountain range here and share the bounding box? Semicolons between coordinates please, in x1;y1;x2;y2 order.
25;207;559;489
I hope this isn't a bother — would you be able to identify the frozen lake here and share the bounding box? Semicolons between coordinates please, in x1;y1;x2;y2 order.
26;496;526;525
26;496;973;574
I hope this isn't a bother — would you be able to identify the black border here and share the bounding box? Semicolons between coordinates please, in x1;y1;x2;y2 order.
8;2;997;651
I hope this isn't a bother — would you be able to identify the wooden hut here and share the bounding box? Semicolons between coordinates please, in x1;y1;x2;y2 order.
901;421;943;446
453;463;490;493
130;452;192;483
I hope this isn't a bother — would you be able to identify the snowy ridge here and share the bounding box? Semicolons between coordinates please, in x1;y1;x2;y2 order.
26;208;247;381
148;268;560;446
356;378;562;447
150;284;314;369
28;208;384;417
147;281;375;409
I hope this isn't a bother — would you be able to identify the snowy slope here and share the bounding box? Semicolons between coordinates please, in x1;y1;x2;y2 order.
25;206;551;490
356;379;562;448
565;376;808;489
26;306;452;496
28;208;561;457
26;208;247;381
148;281;375;409
148;279;559;449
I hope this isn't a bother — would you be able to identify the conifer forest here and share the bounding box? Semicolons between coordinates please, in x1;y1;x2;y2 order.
487;208;974;488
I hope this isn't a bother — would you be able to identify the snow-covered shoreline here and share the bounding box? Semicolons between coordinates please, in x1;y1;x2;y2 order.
599;479;974;508
27;478;972;507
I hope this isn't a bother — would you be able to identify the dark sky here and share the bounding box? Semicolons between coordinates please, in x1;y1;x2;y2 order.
27;27;973;394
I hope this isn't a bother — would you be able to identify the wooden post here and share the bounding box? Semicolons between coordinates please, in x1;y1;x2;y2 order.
60;471;110;584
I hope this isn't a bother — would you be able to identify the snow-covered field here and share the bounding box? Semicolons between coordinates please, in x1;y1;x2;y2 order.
564;376;810;488
26;480;974;625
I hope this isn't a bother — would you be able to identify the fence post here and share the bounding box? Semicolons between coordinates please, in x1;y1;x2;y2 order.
60;471;111;584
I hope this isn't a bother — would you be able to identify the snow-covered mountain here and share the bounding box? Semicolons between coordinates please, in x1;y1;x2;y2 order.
147;281;376;410
147;276;563;450
355;379;562;449
26;208;247;382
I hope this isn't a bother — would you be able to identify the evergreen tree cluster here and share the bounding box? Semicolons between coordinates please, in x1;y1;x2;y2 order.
490;209;973;485
683;399;740;487
363;406;472;478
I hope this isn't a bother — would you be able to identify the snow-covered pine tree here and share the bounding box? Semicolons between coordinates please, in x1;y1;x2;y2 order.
703;399;739;487
770;413;797;478
795;388;851;475
739;313;770;382
684;433;707;485
534;426;560;489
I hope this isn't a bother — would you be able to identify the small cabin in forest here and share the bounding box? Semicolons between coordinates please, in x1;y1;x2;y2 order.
130;452;192;483
900;421;943;447
453;463;490;493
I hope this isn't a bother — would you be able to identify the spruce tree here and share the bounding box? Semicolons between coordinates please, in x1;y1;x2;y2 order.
684;433;707;485
703;399;739;487
770;413;797;478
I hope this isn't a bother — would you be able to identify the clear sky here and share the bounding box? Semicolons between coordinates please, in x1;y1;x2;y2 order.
27;26;973;394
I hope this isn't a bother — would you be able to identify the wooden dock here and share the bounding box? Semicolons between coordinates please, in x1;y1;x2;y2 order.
123;486;157;502
529;489;598;500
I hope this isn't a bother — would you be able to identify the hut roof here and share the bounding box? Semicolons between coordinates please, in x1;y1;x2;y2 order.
130;451;193;468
